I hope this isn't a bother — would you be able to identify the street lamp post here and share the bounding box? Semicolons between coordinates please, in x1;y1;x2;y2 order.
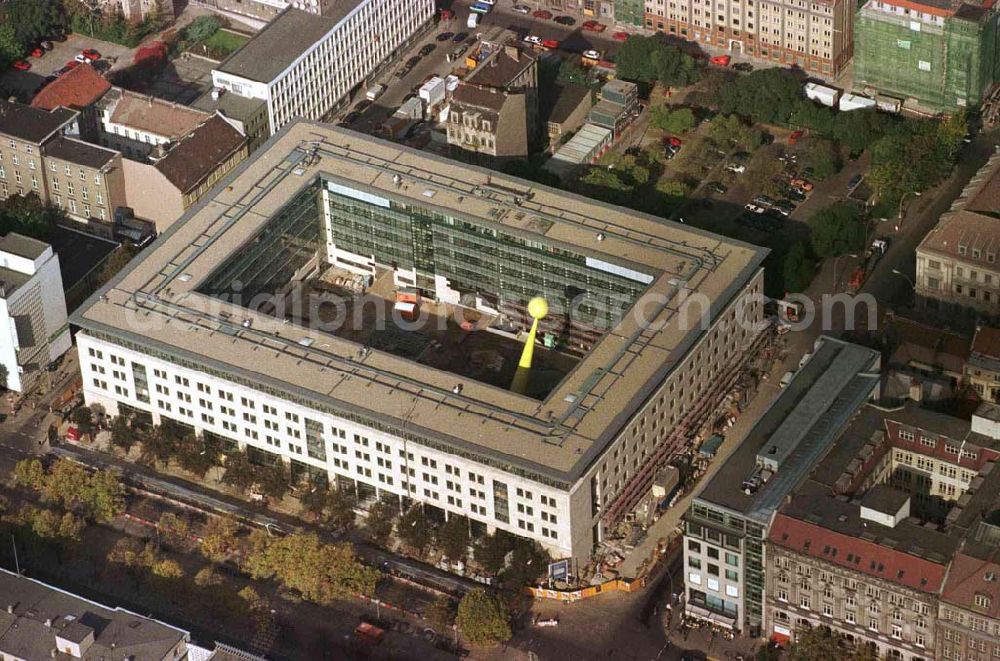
891;269;916;288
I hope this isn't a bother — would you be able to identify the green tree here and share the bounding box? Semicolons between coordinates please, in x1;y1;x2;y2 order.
365;499;396;546
709;114;761;152
254;460;291;500
82;468;125;522
616;35;699;87
324;486;357;532
782;241;814;293
69;406;94;436
830;108;894;156
183;15;222;42
456;589;512;648
221;449;255;493
716;68;803;124
151;557;184;580
42;459;90;510
244;532;379;603
425;595;457;633
157;512;191;549
2;0;64;58
810;202;866;258
649;106;696;135
798;137;841;181
398;506;433;553
174;433;218;478
200;515;240;563
576;167;632;206
474;532;511;575
12;458;45;490
139;424;177;467
109;415;136;454
0;25;21;72
194;566;223;589
437;515;470;562
500;540;549;589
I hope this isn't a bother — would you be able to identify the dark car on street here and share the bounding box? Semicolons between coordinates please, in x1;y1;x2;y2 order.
554;15;576;25
452;32;468;43
706;181;727;194
419;43;436;57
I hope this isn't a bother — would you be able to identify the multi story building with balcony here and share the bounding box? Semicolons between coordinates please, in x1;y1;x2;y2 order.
72;121;769;561
643;0;854;77
211;2;434;137
967;325;1000;403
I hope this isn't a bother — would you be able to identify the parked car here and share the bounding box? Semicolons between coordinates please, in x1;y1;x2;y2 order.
664;136;683;148
726;162;746;174
533;9;553;19
733;62;754;72
40;40;54;51
554;15;575;25
664;145;680;160
436;32;454;41
612;31;629;41
452;32;469;43
760;132;774;145
12;60;31;71
789;177;814;192
789;129;804;144
355;99;372;112
81;48;101;61
513;4;531;13
785;187;807;202
744;203;766;214
419;43;436;57
710;55;731;66
773;201;796;217
523;35;543;45
706;181;728;194
752;195;775;208
342;111;361;125
582;49;602;61
582;20;607;32
848;174;864;191
541;39;560;50
74;54;90;64
30;47;44;58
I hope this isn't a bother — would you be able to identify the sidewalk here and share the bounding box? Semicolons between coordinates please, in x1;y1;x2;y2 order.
619;369;785;578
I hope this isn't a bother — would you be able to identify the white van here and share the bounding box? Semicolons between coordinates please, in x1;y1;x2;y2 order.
467;12;479;29
365;84;385;102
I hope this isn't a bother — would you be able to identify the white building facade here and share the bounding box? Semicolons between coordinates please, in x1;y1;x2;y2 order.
0;234;71;392
211;0;434;136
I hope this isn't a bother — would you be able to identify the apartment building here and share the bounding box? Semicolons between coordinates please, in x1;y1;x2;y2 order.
967;326;1000;402
683;337;881;634
0;567;258;660
916;150;1000;321
31;63;112;143
764;401;1000;658
99;0;174;22
96;89;209;160
643;0;854;77
445;43;539;161
0;100;128;226
545;84;593;150
211;2;434;137
938;544;1000;661
72;121;768;561
121;115;249;231
854;0;1000;113
0;234;71;392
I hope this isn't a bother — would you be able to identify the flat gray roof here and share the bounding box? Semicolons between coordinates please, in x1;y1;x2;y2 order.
0;233;49;260
72;120;766;486
0;568;188;661
695;337;881;523
215;6;359;83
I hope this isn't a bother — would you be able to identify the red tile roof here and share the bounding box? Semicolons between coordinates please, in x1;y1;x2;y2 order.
941;553;1000;616
30;64;111;111
769;513;948;594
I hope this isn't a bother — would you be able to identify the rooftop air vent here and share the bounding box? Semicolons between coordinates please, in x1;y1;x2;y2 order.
596;232;605;242
452;384;463;395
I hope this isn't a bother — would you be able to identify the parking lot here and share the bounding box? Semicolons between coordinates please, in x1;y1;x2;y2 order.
341;0;628;130
0;33;136;101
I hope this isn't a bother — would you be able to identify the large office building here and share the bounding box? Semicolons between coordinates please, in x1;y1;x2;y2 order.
211;2;434;138
683;337;882;634
853;0;1000;112
0;234;71;393
72;122;767;561
643;0;855;77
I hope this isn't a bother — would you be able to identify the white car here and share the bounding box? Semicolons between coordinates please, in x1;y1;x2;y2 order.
582;49;602;60
727;163;746;174
74;54;89;64
744;203;766;214
523;35;542;45
513;4;531;12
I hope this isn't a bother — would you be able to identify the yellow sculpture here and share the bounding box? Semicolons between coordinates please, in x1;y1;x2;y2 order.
518;297;548;369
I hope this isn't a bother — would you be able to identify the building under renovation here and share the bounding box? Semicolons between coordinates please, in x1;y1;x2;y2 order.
853;0;1000;112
